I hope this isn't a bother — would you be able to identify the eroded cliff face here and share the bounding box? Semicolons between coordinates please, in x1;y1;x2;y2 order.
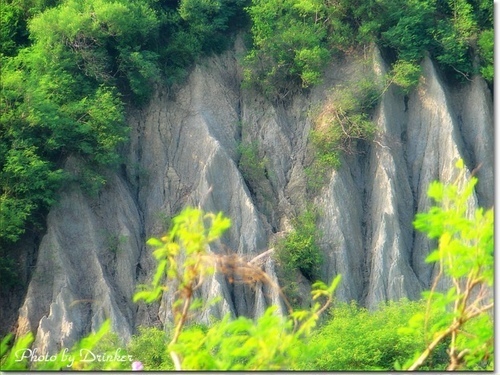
13;43;493;352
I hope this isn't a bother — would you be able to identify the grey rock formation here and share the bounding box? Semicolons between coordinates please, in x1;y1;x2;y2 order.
12;43;493;351
17;160;142;351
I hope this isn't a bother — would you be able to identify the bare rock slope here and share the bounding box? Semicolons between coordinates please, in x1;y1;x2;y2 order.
15;45;493;352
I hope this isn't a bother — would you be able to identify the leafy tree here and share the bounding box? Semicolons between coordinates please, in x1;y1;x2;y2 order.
402;160;493;370
0;146;63;242
1;0;160;246
377;0;436;60
1;0;253;251
178;0;247;52
0;1;27;56
244;0;493;99
244;0;331;98
0;0;61;56
433;0;478;78
27;0;161;99
0;55;127;244
387;59;422;93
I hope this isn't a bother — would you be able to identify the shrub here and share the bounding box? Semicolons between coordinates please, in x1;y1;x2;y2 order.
312;77;378;153
389;59;422;93
0;0;247;249
297;300;448;371
477;29;493;83
238;142;267;191
243;0;332;99
128;327;173;370
276;207;322;283
306;76;379;190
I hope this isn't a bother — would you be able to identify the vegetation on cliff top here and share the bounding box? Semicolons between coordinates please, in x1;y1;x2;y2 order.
244;0;493;98
0;0;493;282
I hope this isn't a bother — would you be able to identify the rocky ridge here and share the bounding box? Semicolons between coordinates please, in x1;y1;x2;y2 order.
12;43;493;353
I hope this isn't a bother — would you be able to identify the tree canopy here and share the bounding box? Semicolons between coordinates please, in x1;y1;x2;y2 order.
0;0;245;250
0;0;493;253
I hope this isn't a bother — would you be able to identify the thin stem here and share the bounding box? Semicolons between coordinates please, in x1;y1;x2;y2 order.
407;303;493;371
169;288;193;370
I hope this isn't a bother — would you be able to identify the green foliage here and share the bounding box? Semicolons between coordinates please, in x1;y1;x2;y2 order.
0;0;144;245
128;327;173;370
306;76;378;188
104;231;128;254
434;0;477;76
244;0;332;98
374;0;491;81
304;152;340;193
388;59;422;93
0;52;126;242
0;1;26;56
297;300;448;371
178;0;247;52
0;331;35;370
171;275;342;370
1;0;246;250
135;207;341;370
0;145;64;243
403;160;494;370
244;0;493;99
27;0;161;100
276;207;322;283
0;0;59;57
173;306;302;370
134;207;231;305
238;142;267;190
378;0;436;62
477;29;493;83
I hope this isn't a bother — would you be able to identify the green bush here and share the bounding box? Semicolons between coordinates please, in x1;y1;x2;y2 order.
128;327;173;370
276;208;322;282
389;59;422;93
243;0;332;98
134;207;341;370
172;307;305;370
311;77;378;152
297;300;448;371
306;76;378;189
477;29;493;83
238;142;267;190
244;0;493;99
